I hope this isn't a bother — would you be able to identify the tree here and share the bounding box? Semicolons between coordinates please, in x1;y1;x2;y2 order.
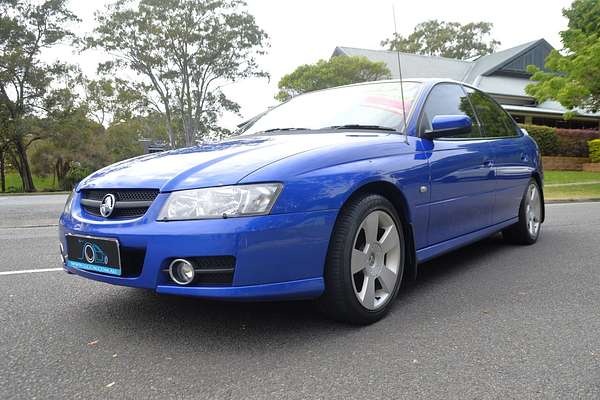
381;20;500;60
275;56;391;102
86;0;269;148
104;113;169;163
0;0;79;191
30;85;108;190
526;0;600;115
0;106;9;192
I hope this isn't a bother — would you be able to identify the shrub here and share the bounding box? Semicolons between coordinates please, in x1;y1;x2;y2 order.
555;129;600;158
520;124;559;155
589;139;600;163
64;162;92;190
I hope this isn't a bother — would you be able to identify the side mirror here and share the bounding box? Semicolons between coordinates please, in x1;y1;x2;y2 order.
424;115;472;139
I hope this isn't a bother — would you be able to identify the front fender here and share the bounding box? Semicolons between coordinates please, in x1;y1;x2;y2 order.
241;146;430;218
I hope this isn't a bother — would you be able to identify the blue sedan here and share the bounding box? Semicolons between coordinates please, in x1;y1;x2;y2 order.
59;79;544;324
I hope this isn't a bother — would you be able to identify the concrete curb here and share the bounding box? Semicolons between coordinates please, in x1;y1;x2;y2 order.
546;198;600;204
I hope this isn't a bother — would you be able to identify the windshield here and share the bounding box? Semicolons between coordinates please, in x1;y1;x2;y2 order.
240;81;422;135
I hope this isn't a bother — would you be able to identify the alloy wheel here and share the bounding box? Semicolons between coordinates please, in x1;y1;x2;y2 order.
351;210;402;310
525;183;542;238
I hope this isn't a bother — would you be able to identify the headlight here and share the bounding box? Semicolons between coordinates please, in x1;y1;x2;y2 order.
157;183;283;221
63;190;75;215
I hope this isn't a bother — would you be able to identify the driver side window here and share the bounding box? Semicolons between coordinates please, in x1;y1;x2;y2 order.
419;83;482;139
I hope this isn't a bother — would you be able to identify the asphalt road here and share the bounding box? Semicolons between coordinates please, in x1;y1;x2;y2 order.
1;195;599;399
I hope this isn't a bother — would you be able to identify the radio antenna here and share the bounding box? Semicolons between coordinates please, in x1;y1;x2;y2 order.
392;5;409;144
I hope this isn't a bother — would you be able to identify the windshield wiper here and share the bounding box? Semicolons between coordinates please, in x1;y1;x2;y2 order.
326;124;398;132
260;127;311;134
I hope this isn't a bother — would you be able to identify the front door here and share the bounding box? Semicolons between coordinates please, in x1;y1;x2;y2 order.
419;83;496;245
463;87;533;224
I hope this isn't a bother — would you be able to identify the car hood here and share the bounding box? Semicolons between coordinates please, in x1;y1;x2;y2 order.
77;133;377;192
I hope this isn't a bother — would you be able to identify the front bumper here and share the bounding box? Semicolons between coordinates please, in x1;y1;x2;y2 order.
59;192;338;300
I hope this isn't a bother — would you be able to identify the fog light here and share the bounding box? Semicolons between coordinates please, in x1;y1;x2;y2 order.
169;259;196;285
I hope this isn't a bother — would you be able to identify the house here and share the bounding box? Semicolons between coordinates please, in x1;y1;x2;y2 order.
332;39;600;130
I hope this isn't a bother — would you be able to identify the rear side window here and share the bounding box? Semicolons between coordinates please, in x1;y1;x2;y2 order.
419;83;482;139
464;87;519;138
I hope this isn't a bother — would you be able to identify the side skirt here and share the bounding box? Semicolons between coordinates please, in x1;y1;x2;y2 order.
416;217;518;263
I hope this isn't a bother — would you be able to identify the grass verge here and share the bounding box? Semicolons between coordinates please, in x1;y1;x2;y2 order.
2;172;59;193
544;170;600;200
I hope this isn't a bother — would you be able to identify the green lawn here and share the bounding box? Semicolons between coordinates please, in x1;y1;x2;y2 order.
544;170;600;200
2;172;59;192
544;170;600;185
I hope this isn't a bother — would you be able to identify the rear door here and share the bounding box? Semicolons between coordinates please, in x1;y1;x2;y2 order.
463;87;533;224
419;83;496;246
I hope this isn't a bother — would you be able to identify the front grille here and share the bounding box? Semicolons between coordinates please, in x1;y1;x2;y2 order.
81;189;159;219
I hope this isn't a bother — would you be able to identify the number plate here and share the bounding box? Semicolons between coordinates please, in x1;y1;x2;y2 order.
65;234;121;276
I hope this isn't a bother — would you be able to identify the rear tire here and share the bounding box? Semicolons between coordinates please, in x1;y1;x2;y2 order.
318;194;405;325
502;179;543;245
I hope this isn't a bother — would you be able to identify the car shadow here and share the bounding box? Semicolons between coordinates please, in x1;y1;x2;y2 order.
401;233;509;297
81;233;515;348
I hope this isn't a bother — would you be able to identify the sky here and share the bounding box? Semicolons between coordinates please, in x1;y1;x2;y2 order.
50;0;574;130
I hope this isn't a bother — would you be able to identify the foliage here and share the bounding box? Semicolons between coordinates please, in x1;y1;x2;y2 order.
275;56;391;102
0;0;79;191
526;0;600;116
30;101;109;190
64;162;92;190
381;20;500;60
587;139;600;162
521;124;560;155
555;128;600;158
519;124;600;158
105;113;169;163
86;0;269;147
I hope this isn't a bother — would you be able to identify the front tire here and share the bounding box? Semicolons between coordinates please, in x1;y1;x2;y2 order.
502;179;543;245
318;194;405;325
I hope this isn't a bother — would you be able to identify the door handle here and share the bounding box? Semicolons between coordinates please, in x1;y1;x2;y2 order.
483;159;494;168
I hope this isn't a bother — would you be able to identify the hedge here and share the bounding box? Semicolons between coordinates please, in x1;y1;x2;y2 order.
521;124;559;155
589;139;600;163
520;124;600;158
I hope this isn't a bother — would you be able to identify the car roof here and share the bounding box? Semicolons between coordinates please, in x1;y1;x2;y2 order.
319;78;474;94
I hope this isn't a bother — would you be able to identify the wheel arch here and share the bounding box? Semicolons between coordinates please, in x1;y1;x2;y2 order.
337;180;418;282
531;171;545;223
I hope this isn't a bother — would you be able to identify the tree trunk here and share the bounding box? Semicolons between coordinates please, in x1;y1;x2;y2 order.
56;158;69;191
14;139;36;192
164;105;176;149
0;149;5;193
183;115;194;147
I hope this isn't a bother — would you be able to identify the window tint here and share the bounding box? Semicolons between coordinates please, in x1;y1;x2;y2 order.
419;83;481;139
464;87;518;138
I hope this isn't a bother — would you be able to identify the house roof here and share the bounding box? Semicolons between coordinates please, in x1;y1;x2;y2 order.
331;39;600;118
332;46;472;81
464;39;547;82
331;40;600;120
333;39;554;95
